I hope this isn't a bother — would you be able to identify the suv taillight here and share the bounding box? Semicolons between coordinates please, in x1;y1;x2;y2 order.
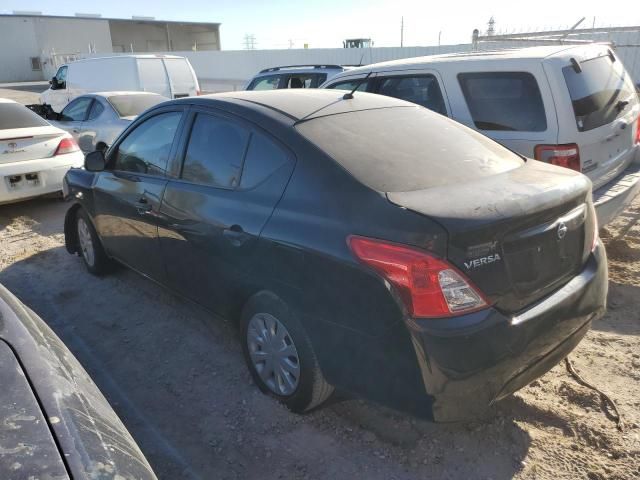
348;236;489;318
54;137;79;156
534;144;581;172
635;116;640;144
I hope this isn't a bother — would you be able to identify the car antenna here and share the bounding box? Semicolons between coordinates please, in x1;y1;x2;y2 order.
343;71;372;100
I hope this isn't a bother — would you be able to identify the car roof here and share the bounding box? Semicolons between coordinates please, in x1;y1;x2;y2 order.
0;98;18;104
255;65;348;76
191;89;414;122
335;44;611;75
85;91;165;99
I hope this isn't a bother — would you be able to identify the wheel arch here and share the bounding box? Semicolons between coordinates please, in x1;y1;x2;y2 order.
64;203;83;254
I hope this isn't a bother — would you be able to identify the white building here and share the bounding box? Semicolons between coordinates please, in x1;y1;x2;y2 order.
0;12;221;82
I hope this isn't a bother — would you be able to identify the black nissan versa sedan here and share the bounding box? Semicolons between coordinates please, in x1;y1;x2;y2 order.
0;283;157;479
62;89;607;421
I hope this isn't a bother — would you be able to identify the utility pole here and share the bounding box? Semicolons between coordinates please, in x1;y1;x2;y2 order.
400;16;404;47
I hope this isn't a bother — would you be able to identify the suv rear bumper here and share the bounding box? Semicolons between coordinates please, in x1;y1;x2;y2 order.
407;242;607;422
593;162;640;226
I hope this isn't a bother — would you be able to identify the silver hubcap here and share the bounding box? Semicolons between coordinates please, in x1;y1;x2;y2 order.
77;218;95;267
247;313;300;396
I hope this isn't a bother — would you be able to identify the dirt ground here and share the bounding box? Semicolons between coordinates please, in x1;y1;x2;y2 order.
1;87;639;480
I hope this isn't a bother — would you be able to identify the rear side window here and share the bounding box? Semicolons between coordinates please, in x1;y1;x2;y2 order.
248;75;282;90
114;112;182;176
285;74;319;89
377;75;447;115
458;72;547;131
87;100;104;120
326;79;369;92
240;132;291;189
0;103;49;129
181;113;250;188
563;54;637;132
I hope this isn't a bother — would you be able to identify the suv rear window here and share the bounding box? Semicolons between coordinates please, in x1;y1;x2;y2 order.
563;54;637;132
0;103;49;129
458;72;547;131
296;106;523;192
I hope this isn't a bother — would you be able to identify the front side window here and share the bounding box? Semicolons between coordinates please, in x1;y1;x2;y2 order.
563;54;637;132
113;112;182;176
326;79;369;92
61;97;93;121
378;75;447;115
248;75;282;91
181;113;250;188
458;72;547;131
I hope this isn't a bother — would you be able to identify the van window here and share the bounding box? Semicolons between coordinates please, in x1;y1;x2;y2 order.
458;72;547;131
563;54;637;132
138;59;170;97
248;75;282;90
114;112;182;176
240;132;291;189
181;114;250;189
164;58;195;93
326;79;369;92
377;75;447;115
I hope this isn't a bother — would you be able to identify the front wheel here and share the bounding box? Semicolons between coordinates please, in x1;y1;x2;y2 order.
240;293;334;413
75;209;112;275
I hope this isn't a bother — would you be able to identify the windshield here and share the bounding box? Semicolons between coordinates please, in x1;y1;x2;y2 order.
563;54;638;132
295;106;523;192
0;103;49;129
107;94;166;118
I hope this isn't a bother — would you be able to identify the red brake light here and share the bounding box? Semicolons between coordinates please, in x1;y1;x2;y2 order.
348;236;489;318
54;137;79;156
635;116;640;144
534;144;580;171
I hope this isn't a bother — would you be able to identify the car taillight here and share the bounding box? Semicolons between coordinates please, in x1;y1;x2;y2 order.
54;137;79;156
348;236;489;318
534;144;581;172
635;116;640;144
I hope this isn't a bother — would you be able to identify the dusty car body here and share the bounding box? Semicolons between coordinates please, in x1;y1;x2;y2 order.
0;283;157;479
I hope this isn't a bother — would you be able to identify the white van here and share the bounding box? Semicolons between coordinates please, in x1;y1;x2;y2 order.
41;55;200;113
322;45;640;225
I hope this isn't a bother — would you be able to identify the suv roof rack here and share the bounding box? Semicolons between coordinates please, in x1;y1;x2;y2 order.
259;64;343;74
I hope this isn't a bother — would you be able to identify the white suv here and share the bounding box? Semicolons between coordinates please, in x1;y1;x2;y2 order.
322;45;640;225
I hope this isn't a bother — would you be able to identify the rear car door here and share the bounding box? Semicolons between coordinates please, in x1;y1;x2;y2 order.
159;108;295;314
93;107;185;281
548;51;639;189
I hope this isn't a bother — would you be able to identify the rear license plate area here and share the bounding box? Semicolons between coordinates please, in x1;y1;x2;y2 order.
5;172;40;189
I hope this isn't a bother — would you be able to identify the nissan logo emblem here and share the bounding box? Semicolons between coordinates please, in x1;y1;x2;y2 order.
557;222;568;240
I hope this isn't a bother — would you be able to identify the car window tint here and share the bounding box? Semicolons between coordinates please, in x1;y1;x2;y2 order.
313;73;328;87
114;112;182;176
563;54;637;132
458;72;547;131
378;75;447;115
326;79;369;92
248;75;281;90
181;113;250;188
87;100;104;120
240;132;291;189
286;74;315;88
61;97;93;121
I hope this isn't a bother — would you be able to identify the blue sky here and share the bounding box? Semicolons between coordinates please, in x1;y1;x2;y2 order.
2;0;636;50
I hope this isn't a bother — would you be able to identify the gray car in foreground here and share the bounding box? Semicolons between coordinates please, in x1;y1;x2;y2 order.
0;283;157;480
51;92;167;153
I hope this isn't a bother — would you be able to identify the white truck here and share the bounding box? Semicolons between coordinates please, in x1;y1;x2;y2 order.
40;55;200;113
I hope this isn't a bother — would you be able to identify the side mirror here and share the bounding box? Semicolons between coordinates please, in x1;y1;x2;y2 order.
50;77;58;89
85;150;106;172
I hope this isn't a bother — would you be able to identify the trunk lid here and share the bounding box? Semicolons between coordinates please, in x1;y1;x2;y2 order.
0;126;65;164
387;160;595;313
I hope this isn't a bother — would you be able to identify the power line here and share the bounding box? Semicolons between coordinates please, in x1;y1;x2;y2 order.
242;34;257;50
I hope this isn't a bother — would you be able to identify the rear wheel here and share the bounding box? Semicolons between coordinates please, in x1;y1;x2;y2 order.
240;293;334;413
76;209;111;275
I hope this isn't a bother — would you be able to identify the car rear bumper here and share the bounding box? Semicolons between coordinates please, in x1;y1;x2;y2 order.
593;162;640;226
407;242;607;422
0;152;84;204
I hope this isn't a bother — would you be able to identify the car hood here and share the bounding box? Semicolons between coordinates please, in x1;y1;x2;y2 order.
0;284;157;480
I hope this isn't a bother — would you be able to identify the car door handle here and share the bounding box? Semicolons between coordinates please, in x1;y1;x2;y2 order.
135;197;152;215
223;225;250;247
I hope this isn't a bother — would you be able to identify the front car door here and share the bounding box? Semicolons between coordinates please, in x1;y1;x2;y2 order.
76;97;106;153
56;96;93;145
92;107;186;281
158;107;295;314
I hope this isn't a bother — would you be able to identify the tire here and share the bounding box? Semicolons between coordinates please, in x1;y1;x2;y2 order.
75;209;112;275
240;292;334;413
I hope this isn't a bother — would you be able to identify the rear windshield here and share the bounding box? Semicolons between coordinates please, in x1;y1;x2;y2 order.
563;54;638;132
107;95;165;117
295;106;523;192
458;72;547;131
0;103;49;129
